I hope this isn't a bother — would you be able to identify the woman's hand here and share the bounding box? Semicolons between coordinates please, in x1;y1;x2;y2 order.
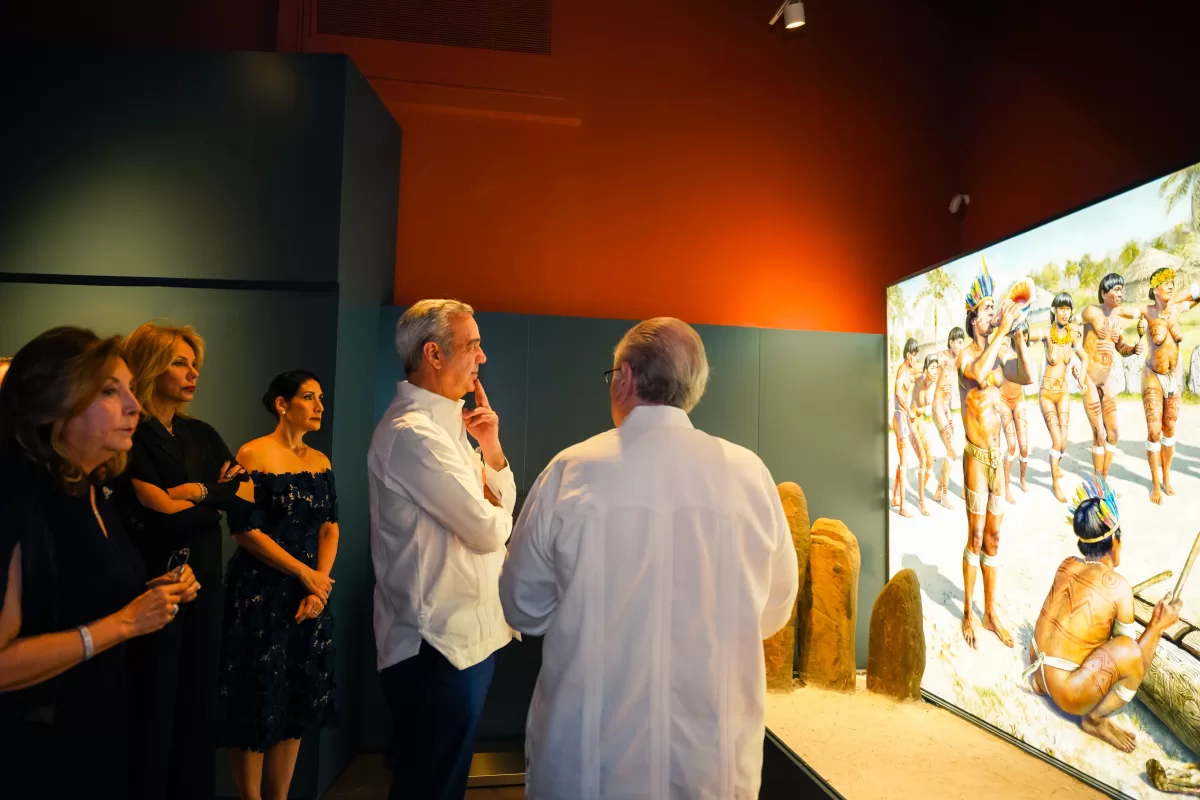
120;584;186;637
218;461;246;483
295;595;325;622
166;483;204;503
147;564;200;604
299;568;334;603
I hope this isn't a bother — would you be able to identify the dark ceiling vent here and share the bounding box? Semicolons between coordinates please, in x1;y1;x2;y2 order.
317;0;552;56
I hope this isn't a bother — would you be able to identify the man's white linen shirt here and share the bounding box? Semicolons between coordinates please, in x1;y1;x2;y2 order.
369;380;517;671
499;404;799;800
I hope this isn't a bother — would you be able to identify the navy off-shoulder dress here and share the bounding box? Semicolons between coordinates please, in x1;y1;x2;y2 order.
218;470;339;752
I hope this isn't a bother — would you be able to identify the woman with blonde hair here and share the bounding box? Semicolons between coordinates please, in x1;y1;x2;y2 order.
121;320;245;800
0;327;198;797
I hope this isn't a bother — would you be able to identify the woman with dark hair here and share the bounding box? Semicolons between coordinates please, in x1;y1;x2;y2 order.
1027;293;1091;502
1135;267;1200;504
121;320;246;800
221;370;339;800
0;327;197;797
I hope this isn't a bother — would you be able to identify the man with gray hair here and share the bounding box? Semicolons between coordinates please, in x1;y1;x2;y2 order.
499;317;799;799
368;299;517;800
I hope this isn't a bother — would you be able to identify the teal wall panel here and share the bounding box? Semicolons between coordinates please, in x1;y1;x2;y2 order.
523;316;634;492
473;312;531;492
757;330;887;667
0;50;348;285
318;57;401;794
690;324;760;452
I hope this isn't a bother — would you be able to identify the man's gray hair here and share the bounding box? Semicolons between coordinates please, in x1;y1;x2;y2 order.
395;299;475;376
614;317;709;412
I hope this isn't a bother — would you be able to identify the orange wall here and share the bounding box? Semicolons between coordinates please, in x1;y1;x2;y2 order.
8;1;958;335
13;2;1200;334
952;0;1200;255
379;0;959;334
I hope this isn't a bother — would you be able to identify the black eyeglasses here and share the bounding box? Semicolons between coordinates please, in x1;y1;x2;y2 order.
603;368;618;385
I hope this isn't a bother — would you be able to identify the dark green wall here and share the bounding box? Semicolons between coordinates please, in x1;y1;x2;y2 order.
365;309;886;750
322;63;402;793
0;49;348;285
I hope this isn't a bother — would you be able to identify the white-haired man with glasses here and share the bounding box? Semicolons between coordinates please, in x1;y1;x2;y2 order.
500;317;799;800
368;299;516;800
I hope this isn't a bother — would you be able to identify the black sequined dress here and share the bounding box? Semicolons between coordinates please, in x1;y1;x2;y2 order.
218;470;338;751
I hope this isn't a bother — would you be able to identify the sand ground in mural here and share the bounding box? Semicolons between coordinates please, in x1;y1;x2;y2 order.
889;399;1200;800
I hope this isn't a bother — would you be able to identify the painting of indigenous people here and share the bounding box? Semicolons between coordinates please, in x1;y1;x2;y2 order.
887;160;1200;799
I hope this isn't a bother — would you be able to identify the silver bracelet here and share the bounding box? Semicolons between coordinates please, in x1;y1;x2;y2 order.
77;625;94;661
197;483;208;503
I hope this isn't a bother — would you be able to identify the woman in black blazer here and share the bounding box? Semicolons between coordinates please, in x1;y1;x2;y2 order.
121;321;245;800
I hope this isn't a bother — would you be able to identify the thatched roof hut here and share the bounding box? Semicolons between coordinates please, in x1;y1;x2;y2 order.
1123;248;1189;302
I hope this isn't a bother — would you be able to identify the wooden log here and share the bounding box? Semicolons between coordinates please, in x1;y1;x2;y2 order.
1131;621;1200;759
1166;621;1198;644
1184;631;1200;662
1135;594;1198;644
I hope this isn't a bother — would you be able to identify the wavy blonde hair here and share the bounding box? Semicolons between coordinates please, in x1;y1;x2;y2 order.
124;321;206;421
0;327;129;494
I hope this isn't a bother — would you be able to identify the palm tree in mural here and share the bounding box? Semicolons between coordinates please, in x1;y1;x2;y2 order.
1078;255;1102;292
1033;262;1062;292
1161;163;1200;265
1118;239;1142;269
887;284;909;361
1064;259;1081;289
914;267;962;348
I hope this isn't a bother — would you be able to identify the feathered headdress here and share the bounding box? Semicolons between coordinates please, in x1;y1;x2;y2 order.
965;255;995;312
1067;475;1120;543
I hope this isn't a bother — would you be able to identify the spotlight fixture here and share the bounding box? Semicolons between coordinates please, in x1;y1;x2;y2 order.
768;0;806;29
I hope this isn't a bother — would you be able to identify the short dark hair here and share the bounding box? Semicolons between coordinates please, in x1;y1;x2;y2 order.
903;338;919;358
1052;292;1073;310
1098;273;1124;303
262;370;321;418
1073;497;1120;559
923;354;939;372
947;327;966;346
965;308;979;337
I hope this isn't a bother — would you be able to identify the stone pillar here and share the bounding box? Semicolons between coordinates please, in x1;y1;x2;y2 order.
866;568;926;701
796;518;860;692
763;482;811;692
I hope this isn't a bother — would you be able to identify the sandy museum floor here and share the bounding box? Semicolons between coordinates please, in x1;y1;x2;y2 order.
766;676;1106;799
889;399;1200;799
